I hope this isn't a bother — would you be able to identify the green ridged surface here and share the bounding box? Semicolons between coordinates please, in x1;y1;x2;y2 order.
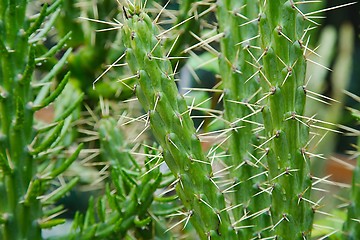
0;1;42;238
258;1;313;238
217;1;271;238
121;7;237;239
98;117;154;239
0;2;79;239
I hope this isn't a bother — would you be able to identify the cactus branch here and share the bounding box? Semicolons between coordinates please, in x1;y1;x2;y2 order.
258;1;314;238
121;5;237;239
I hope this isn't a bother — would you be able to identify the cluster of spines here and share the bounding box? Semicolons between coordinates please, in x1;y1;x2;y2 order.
59;0;121;94
120;5;238;239
94;0;356;239
163;0;206;69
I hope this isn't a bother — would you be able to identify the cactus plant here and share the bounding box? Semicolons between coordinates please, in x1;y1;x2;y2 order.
52;117;176;239
1;0;359;239
111;1;357;239
121;4;237;239
0;1;82;239
257;1;314;238
217;1;271;238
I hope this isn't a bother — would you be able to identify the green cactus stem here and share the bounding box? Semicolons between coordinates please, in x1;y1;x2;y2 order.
258;1;314;238
0;1;80;239
120;5;237;239
217;1;271;238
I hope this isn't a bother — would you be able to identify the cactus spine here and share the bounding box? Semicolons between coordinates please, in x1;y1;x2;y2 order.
0;2;44;238
258;1;313;238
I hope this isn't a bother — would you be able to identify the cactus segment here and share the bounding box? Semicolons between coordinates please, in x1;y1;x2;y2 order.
217;0;271;238
121;7;237;239
33;72;71;111
258;1;313;238
0;2;80;239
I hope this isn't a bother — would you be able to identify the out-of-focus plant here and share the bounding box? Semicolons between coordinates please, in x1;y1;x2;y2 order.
306;23;354;177
38;0;131;100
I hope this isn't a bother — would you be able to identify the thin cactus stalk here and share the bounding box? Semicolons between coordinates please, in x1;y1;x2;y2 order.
120;4;237;239
217;1;271;238
0;2;43;238
0;1;81;239
258;1;313;238
343;97;360;239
